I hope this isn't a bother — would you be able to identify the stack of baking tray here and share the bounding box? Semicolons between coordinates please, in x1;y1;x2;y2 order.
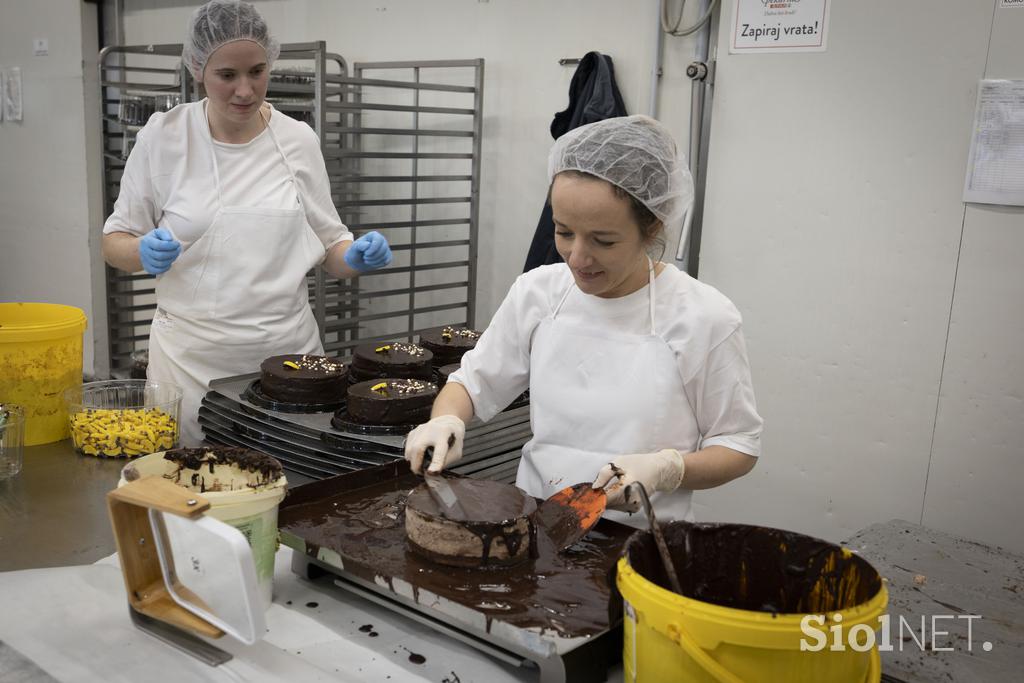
198;372;530;484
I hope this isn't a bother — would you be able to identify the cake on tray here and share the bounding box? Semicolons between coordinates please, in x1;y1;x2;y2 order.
436;363;461;387
346;378;437;426
259;354;346;404
348;342;434;384
418;326;481;367
405;477;537;568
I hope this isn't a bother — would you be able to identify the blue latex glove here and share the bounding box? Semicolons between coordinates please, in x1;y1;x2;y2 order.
138;228;181;275
343;231;392;272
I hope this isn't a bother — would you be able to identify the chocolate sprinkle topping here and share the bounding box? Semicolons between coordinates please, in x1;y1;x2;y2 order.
162;447;283;486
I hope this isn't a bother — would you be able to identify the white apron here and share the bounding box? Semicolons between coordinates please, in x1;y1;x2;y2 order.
148;108;325;446
517;263;701;528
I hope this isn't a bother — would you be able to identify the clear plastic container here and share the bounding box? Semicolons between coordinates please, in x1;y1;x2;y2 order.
64;380;182;458
0;403;26;479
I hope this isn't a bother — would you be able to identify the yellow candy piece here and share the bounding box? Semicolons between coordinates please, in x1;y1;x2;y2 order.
283;360;301;369
371;382;389;395
375;345;391;353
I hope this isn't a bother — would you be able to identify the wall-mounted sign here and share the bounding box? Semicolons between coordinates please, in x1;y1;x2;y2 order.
730;0;831;54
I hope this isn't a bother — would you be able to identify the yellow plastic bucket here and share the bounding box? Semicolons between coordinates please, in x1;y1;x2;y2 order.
617;522;888;683
0;303;88;445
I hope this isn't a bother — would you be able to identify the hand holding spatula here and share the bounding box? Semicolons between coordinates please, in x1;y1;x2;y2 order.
404;415;465;474
592;449;685;512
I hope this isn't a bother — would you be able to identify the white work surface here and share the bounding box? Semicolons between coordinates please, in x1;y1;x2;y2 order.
0;546;618;682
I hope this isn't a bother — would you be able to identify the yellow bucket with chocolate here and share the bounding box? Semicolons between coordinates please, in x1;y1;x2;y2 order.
0;303;88;445
64;380;182;458
617;522;887;682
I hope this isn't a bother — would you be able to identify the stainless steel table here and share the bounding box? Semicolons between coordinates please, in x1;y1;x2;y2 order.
0;440;124;571
0;444;550;682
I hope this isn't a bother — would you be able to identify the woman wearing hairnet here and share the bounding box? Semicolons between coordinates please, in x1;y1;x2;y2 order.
102;0;392;445
405;115;762;525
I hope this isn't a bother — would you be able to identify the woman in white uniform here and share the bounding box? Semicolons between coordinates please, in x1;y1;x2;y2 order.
405;115;762;526
102;1;392;445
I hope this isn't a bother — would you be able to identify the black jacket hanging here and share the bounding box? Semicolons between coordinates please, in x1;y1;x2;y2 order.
523;52;627;272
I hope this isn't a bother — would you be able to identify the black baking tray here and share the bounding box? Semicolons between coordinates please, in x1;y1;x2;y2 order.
279;461;631;682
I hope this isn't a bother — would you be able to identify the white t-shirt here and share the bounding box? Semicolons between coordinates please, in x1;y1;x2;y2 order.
450;263;763;457
103;100;351;253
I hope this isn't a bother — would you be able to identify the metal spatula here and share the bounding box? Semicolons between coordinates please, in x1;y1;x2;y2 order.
420;440;469;518
423;470;468;518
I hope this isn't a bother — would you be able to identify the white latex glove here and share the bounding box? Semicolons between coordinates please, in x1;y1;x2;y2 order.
404;415;466;474
592;449;686;512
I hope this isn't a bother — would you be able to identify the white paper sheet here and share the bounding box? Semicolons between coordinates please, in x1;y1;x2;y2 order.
963;80;1024;206
1;66;23;122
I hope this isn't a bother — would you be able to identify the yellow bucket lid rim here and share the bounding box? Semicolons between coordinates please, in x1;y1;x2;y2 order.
616;555;888;627
0;303;88;342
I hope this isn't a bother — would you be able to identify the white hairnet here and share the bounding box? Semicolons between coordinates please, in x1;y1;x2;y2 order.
547;115;694;231
182;0;281;80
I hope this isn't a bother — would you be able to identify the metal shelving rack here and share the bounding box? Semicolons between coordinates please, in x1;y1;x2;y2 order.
320;59;485;355
98;43;192;377
99;43;484;373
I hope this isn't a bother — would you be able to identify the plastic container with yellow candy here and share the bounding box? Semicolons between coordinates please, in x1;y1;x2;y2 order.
63;380;182;458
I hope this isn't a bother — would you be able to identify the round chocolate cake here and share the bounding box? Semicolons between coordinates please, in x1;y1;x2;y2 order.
346;378;437;426
260;354;347;404
436;363;461;388
349;342;434;384
418;326;481;367
405;478;537;568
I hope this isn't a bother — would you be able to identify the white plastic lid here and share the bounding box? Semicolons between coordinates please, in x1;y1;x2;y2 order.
148;509;266;644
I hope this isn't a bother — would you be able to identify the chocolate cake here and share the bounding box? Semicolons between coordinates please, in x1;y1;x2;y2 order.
405;477;537;568
348;342;434;384
260;354;346;404
346;378;437;426
418;326;481;367
436;363;461;387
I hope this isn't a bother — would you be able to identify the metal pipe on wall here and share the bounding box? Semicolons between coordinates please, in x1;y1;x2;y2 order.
679;0;711;269
652;0;718;276
687;0;711;169
682;0;717;277
648;0;665;118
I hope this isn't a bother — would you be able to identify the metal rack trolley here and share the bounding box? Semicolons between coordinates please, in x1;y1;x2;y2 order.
98;43;484;373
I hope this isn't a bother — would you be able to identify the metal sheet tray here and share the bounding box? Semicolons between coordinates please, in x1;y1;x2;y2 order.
201;372;532;482
207;372;531;450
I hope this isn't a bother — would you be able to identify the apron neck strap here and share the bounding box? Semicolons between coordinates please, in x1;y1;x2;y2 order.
552;257;659;336
647;257;657;337
552;277;574;317
205;102;298;207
